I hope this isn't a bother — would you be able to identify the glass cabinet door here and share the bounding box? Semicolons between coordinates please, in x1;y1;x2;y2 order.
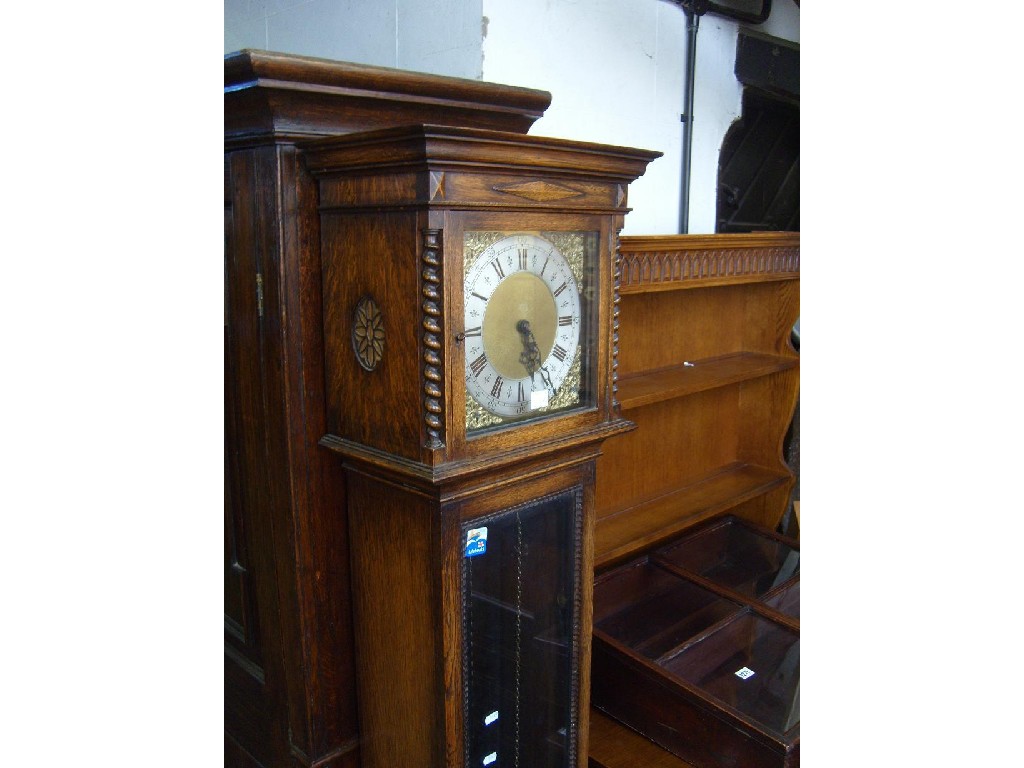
462;490;581;768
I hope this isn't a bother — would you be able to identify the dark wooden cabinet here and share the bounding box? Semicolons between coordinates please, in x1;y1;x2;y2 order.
225;136;359;768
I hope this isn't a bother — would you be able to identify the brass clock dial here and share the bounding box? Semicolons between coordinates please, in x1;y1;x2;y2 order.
463;233;586;430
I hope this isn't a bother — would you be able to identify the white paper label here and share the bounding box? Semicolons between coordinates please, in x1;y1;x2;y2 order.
484;710;499;726
483;752;497;766
530;388;549;410
735;666;756;680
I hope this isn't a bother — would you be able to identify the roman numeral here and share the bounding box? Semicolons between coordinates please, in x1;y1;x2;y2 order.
471;291;488;302
517;381;525;402
464;326;482;337
490;376;504;398
518;248;528;270
540;258;549;276
553;282;568;297
470;353;488;377
558;315;573;327
491;260;505;280
552;344;568;362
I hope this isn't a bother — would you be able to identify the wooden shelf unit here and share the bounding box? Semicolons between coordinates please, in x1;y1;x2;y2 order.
594;231;799;570
589;232;799;767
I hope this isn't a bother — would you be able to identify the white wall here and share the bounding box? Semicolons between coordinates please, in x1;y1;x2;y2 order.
224;0;483;79
481;0;684;235
224;0;799;234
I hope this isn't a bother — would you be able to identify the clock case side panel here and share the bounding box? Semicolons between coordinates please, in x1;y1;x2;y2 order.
444;210;626;464
319;207;426;462
344;467;447;768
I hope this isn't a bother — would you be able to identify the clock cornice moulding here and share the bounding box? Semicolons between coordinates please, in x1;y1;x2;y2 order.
300;124;663;187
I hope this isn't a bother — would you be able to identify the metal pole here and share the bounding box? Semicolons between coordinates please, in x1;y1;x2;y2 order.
679;9;699;233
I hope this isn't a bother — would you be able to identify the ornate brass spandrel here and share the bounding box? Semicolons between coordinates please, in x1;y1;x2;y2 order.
464;230;588;286
541;231;588;287
463;231;512;275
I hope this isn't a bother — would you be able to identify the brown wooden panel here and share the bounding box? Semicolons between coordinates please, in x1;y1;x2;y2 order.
224;147;290;764
317;171;420;209
346;468;441;768
596;390;743;519
226;726;268;768
224;166;253;648
589;708;697;768
276;147;360;759
225;144;360;768
742;280;799;357
320;210;423;460
618;289;742;376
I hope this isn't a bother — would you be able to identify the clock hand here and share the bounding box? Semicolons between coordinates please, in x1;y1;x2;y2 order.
517;320;555;393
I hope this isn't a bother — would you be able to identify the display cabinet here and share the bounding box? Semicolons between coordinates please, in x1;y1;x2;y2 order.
592;516;800;768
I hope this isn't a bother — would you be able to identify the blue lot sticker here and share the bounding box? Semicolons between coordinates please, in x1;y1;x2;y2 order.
465;527;488;558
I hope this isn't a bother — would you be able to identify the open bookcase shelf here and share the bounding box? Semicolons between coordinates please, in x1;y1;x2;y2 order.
590;232;799;768
595;462;790;570
617;353;798;411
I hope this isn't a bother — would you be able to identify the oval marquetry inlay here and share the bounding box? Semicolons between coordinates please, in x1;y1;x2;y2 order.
352;296;385;371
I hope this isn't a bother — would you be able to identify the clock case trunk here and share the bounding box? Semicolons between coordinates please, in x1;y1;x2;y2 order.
301;124;658;768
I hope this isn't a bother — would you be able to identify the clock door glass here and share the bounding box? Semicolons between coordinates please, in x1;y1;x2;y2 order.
463;231;598;433
462;490;581;768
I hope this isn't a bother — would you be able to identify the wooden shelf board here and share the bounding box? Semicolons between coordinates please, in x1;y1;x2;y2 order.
589;708;696;768
617;352;798;410
594;463;790;571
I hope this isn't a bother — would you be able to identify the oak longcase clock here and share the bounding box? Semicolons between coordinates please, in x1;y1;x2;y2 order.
302;124;659;768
